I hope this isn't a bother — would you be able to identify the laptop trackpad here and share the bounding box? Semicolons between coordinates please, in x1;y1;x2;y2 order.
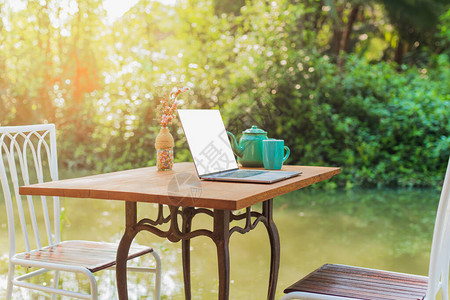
206;170;301;183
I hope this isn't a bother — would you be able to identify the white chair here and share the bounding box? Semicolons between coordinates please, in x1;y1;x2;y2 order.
1;124;161;300
282;156;450;300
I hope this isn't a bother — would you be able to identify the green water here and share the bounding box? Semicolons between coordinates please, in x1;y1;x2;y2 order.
0;188;440;299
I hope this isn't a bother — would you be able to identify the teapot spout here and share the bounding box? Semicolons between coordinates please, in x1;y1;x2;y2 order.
227;131;244;157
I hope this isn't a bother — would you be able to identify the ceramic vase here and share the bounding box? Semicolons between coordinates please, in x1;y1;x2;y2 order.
155;127;174;171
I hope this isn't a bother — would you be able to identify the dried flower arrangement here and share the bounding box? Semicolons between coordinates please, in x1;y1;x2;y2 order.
157;87;189;127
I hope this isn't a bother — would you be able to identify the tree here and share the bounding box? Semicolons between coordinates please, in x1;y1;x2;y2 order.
379;0;448;64
213;0;245;16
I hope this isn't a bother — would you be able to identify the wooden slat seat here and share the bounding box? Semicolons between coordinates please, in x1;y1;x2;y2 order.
283;158;449;300
15;240;153;273
284;264;428;300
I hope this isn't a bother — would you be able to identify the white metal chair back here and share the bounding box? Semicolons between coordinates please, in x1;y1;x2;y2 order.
2;124;162;300
0;124;60;258
426;156;450;300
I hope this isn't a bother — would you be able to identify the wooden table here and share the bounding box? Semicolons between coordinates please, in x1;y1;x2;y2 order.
20;162;340;300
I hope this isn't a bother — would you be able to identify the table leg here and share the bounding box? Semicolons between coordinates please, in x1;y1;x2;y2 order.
214;210;231;300
117;201;138;300
116;203;275;300
263;199;280;300
182;207;194;300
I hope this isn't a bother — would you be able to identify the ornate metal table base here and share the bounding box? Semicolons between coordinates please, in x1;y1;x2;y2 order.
116;199;280;300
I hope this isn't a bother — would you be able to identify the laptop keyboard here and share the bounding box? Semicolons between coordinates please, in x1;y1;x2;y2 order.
214;170;266;178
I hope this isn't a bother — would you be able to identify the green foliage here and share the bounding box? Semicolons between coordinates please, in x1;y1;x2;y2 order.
223;49;449;187
0;0;448;188
216;0;450;187
379;0;448;48
437;9;450;52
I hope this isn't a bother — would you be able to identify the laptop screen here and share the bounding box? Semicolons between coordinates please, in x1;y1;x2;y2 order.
178;109;238;176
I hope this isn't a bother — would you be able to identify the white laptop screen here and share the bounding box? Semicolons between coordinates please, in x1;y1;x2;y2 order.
178;109;238;176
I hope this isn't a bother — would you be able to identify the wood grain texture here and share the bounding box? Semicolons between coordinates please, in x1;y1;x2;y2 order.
284;264;428;300
15;240;153;273
19;162;340;210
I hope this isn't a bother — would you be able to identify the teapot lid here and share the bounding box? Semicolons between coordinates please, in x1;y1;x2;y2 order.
243;125;267;134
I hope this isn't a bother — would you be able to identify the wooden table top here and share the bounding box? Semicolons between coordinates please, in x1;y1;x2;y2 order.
19;162;340;210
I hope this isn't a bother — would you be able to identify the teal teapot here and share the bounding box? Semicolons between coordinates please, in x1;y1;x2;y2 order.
227;126;268;167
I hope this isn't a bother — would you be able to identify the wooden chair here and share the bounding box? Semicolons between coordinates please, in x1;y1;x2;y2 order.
1;124;161;300
282;157;450;300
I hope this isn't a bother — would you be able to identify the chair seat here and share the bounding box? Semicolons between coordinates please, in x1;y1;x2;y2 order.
284;264;428;300
14;240;153;273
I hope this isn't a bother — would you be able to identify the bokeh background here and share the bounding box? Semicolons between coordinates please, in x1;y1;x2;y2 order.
0;1;449;299
0;0;448;188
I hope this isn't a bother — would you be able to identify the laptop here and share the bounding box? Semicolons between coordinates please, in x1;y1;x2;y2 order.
177;109;301;183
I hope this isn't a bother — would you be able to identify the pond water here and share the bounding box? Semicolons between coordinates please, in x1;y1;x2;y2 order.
0;187;440;299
